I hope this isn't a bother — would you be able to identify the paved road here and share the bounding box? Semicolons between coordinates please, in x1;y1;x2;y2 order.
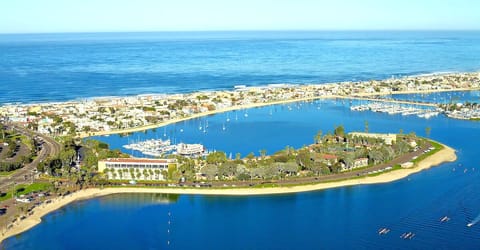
0;124;61;192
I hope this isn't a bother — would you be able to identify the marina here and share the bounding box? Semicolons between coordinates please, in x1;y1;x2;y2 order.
350;102;440;119
123;139;206;157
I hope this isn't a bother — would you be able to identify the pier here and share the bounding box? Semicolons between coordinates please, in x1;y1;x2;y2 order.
336;95;438;107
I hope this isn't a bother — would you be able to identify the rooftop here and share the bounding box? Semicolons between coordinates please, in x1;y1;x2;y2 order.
100;158;174;164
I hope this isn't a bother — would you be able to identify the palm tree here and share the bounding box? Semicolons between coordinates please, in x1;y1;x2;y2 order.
117;169;123;180
143;169;148;180
314;130;323;144
154;169;160;180
103;168;110;179
259;149;267;160
149;169;154;180
425;126;431;138
136;171;142;180
364;120;369;133
129;168;135;179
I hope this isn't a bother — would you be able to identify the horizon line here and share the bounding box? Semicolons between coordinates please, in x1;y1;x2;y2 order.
1;28;480;35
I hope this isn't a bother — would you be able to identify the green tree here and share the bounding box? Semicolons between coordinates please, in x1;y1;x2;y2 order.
259;149;267;159
364;120;369;133
425;126;431;138
129;168;135;179
149;169;154;180
104;168;110;179
143;169;148;180
117;169;123;180
154;169;160;180
334;125;345;137
202;165;217;180
246;152;255;161
296;148;313;170
206;151;227;165
314;130;323;144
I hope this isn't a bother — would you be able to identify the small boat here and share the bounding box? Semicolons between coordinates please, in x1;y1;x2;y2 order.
378;228;390;235
401;232;415;239
467;223;473;227
440;216;450;222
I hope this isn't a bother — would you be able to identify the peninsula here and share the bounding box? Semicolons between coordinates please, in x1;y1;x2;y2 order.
0;72;479;138
0;140;456;243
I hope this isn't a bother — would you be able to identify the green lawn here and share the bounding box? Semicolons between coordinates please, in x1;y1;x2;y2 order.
412;139;443;165
0;182;52;202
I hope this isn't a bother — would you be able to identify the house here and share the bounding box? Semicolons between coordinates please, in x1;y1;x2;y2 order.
353;158;368;169
317;154;338;166
341;158;368;171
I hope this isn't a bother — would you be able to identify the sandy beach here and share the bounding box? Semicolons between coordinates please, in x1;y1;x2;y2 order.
0;144;456;243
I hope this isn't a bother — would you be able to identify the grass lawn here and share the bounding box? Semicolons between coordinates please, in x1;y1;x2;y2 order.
0;182;52;202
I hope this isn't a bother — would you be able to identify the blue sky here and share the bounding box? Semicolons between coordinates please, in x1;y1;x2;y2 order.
1;0;479;33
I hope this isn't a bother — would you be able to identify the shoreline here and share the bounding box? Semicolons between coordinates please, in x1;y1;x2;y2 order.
79;95;336;138
80;87;480;138
0;143;456;244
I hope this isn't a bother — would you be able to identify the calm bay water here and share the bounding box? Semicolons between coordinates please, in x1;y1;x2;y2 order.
2;32;480;249
5;96;480;249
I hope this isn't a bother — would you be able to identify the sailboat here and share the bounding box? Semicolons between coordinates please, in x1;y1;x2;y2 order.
226;113;230;122
222;123;226;131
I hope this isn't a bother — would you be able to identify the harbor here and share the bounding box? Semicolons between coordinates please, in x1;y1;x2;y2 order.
350;102;440;119
123;139;207;158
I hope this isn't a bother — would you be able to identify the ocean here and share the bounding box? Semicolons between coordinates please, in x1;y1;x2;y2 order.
2;31;480;249
1;31;480;104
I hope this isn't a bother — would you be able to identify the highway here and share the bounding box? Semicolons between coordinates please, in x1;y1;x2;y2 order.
0;124;61;192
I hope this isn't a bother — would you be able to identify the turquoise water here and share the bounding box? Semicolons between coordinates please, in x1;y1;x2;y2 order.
5;97;480;249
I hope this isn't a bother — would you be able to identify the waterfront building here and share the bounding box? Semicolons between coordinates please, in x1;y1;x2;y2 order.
176;143;204;157
349;132;397;145
98;158;177;181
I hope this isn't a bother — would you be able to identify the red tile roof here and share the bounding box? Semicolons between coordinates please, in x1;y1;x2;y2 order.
322;154;338;160
101;158;171;164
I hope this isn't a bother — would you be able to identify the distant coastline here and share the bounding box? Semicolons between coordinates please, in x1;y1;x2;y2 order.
1;71;479;140
0;142;456;243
